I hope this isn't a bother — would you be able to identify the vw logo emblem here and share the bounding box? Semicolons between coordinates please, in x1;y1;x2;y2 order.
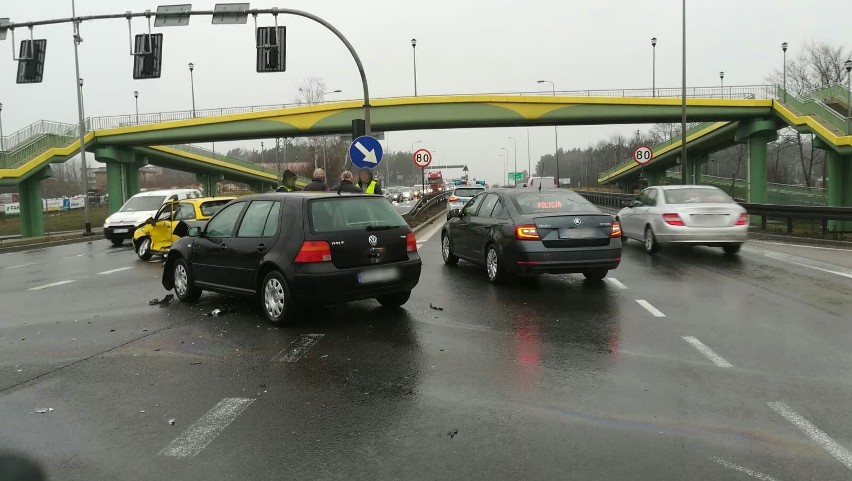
573;218;582;226
368;235;378;246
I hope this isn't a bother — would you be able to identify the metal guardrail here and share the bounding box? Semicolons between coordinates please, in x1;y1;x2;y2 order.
577;190;852;235
404;191;451;219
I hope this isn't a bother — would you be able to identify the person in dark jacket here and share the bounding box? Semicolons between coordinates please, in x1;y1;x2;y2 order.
357;168;383;195
333;170;362;194
303;168;330;192
276;169;298;192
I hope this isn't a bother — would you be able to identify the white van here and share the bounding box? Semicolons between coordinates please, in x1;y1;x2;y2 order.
103;189;201;245
525;176;557;189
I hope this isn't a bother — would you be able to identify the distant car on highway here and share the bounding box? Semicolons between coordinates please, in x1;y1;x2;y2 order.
442;189;621;282
524;176;557;189
132;197;234;260
162;193;422;324
399;187;413;201
410;185;423;199
447;185;486;212
103;189;201;246
384;187;403;203
616;185;748;255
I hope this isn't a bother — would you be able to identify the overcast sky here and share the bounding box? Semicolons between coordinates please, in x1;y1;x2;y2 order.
1;0;849;184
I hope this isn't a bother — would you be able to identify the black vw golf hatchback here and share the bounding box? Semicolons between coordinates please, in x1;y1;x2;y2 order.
162;192;422;324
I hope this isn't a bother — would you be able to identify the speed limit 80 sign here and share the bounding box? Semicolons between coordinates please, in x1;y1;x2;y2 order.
632;145;653;166
413;148;432;168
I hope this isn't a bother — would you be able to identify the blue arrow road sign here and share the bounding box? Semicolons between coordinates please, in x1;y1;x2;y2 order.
348;135;384;169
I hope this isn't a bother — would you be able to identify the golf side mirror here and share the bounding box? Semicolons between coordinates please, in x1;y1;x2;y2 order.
448;208;461;219
188;227;202;238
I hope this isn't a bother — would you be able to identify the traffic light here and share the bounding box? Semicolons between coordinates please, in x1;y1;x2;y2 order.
133;34;163;79
256;26;286;72
16;39;46;84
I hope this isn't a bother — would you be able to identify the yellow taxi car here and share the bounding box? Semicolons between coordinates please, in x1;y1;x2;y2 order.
132;197;235;260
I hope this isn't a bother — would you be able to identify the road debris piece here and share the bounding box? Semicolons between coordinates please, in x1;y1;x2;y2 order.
168;419;176;425
206;308;227;317
429;303;444;311
447;429;458;438
33;408;54;414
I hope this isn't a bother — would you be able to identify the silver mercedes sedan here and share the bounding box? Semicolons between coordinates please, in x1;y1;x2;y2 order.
616;185;748;255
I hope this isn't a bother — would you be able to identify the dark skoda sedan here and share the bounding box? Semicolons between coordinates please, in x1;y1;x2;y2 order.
441;189;622;282
162;193;422;324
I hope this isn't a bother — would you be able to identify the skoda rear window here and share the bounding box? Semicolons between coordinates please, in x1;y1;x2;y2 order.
119;195;166;212
453;188;484;197
310;198;405;232
511;192;597;214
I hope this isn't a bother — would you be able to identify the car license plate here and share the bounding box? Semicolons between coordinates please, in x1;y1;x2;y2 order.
692;215;725;226
113;228;129;234
357;267;400;284
558;228;596;239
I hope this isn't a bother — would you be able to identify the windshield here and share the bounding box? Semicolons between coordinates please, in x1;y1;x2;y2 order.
664;187;735;204
511;191;598;214
119;195;166;212
310;197;405;232
453;188;484;197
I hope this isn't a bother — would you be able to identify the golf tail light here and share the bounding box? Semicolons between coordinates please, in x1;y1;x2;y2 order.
611;221;622;237
736;213;749;226
406;232;418;252
448;195;459;203
662;213;685;226
515;225;540;240
295;241;332;263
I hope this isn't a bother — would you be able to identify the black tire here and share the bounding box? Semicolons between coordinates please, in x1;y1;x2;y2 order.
644;226;661;255
136;237;153;261
376;290;412;308
172;257;202;302
583;269;608;281
260;270;296;325
110;238;124;246
485;244;507;283
441;234;459;265
722;243;742;255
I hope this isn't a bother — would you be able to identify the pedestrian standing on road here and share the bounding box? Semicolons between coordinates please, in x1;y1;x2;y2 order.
303;168;330;192
276;169;299;192
357;168;383;195
333;171;362;194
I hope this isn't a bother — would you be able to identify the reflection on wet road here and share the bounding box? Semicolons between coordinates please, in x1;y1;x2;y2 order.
0;233;851;480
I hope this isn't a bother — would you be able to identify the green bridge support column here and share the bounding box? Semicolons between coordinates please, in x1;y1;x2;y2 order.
735;120;778;206
826;150;852;232
643;170;663;186
95;148;147;214
18;167;52;238
196;173;224;197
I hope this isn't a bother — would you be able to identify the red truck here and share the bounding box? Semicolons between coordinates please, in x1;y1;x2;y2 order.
427;171;444;193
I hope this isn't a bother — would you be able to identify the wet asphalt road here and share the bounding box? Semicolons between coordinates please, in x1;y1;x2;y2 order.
1;230;852;480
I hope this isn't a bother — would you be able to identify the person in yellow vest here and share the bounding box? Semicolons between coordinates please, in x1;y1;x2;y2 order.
357;168;383;195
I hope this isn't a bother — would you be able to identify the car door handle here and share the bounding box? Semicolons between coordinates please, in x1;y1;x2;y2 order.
256;244;266;253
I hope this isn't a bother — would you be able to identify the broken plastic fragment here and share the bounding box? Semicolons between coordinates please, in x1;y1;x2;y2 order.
168;419;176;425
34;408;54;414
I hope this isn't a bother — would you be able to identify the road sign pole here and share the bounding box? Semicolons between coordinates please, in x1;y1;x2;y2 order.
71;0;91;236
421;167;425;195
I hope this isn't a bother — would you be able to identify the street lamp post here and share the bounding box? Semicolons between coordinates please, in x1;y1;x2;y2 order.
719;71;725;98
260;141;265;165
781;42;788;102
0;102;4;154
508;136;517;186
71;0;92;235
651;37;657;97
133;90;139;125
500;147;508;187
411;38;418;96
845;59;852;135
188;62;196;118
537;80;560;186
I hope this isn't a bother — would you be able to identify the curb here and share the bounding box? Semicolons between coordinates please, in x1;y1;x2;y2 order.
747;231;852;250
0;230;104;253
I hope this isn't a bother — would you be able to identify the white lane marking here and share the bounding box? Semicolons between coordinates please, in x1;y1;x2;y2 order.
756;250;852;280
751;240;850;252
605;277;627;289
710;457;780;481
635;299;666;317
159;397;255;458
272;334;325;362
61;254;86;260
767;401;852;469
97;266;134;275
682;336;733;368
4;262;36;269
27;280;75;291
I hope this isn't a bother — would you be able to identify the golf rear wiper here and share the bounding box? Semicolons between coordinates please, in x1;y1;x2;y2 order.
365;225;399;231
